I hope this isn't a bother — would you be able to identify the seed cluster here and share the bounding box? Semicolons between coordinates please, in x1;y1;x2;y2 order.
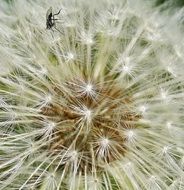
1;0;184;189
38;77;140;172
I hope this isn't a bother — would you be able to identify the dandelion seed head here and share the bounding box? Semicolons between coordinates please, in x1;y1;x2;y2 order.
0;0;184;189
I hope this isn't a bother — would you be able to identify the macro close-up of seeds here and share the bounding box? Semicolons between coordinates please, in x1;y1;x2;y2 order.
0;0;184;189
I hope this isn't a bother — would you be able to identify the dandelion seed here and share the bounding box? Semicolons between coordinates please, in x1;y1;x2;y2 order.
83;108;92;121
80;32;94;45
100;138;109;147
65;52;75;61
39;67;47;75
42;121;56;138
162;146;169;155
166;121;172;129
160;89;168;100
85;84;93;93
138;105;147;114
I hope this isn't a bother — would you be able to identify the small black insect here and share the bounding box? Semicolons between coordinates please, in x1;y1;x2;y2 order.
46;7;61;30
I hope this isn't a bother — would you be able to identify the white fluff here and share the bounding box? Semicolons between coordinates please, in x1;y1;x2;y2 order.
0;0;184;189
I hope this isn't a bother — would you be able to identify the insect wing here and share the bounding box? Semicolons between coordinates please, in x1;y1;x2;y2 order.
46;7;52;20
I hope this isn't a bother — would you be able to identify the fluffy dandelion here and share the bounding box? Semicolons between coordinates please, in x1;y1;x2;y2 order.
0;0;184;189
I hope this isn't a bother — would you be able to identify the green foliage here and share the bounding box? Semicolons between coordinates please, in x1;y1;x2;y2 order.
155;0;184;7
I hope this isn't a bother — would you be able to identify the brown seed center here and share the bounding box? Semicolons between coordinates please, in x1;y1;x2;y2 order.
38;78;140;172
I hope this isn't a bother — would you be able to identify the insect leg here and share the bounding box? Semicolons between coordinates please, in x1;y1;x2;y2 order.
51;18;61;21
52;9;61;25
53;26;63;35
53;9;62;16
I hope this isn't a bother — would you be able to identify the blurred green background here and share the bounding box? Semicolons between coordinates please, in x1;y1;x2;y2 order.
156;0;184;7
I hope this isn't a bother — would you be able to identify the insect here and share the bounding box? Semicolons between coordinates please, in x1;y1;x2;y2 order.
46;7;61;31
